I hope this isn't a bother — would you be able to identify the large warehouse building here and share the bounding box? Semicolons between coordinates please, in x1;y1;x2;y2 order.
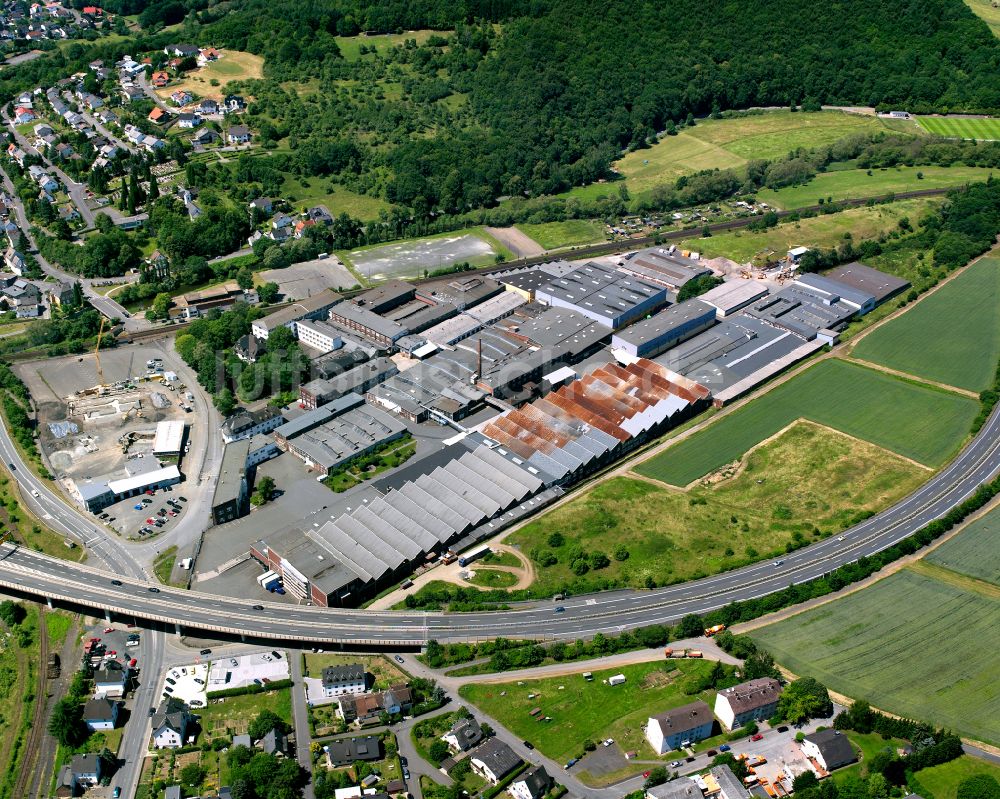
152;420;186;457
610;300;717;358
535;263;666;329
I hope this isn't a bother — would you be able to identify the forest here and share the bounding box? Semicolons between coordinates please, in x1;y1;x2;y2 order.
6;0;1000;226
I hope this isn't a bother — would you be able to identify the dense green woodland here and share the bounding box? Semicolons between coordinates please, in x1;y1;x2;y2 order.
5;0;1000;218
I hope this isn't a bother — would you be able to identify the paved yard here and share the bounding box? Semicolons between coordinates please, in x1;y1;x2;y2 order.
346;233;495;280
161;662;209;706
207;649;290;691
259;257;357;299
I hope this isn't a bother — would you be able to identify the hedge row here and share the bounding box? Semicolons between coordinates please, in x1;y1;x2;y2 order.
206;678;293;700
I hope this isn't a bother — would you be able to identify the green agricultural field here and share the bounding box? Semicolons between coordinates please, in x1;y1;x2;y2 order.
917;115;1000;140
851;257;1000;392
515;220;606;250
680;197;940;263
752;568;1000;746
925;505;1000;585
563;111;895;201
915;756;1000;799
281;175;389;222
757;166;995;210
509;421;926;594
458;660;728;763
637;359;977;487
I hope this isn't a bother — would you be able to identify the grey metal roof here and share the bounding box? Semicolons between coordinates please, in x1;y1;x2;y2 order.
212;439;250;507
612;300;716;346
470;445;543;494
274;394;364;440
824;262;910;304
415;474;485;525
462;450;531;500
795;272;875;309
435;464;501;516
329;303;408;341
378;490;456;543
398;481;472;535
446;457;516;508
352;504;425;558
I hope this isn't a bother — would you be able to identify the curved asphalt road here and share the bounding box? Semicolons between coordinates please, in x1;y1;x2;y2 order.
0;395;999;644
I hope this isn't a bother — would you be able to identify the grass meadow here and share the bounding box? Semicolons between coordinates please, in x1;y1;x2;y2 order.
636;359;977;487
458;660;726;763
509;421;926;593
156;50;264;99
334;29;441;61
280;175;389;222
917;115;1000;140
680;198;939;263
915;756;1000;799
752;568;1000;746
515;219;607;249
851;257;1000;392
757;166;995;210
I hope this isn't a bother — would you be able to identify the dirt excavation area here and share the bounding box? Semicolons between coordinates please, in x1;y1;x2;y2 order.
16;344;192;491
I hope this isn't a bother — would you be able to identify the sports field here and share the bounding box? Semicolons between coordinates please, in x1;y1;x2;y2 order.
509;421;926;593
636;359;978;487
515;220;606;250
563;111;896;201
925;504;1000;585
680;198;940;263
458;660;726;763
851;257;1000;392
757;166;995;210
156;50;264;99
917;115;1000;140
752;568;1000;746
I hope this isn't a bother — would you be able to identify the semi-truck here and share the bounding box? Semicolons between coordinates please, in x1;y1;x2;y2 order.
458;545;491;568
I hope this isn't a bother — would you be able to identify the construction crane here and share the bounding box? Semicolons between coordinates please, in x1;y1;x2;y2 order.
94;317;106;388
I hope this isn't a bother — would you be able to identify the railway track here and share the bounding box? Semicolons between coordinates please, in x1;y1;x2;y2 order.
12;603;49;799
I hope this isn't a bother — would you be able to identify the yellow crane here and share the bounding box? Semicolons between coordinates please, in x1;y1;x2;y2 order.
94;317;106;388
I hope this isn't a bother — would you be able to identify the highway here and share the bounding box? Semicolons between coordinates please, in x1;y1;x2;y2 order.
1;396;999;644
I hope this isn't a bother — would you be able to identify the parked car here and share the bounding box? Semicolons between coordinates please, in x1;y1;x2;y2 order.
112;787;121;798
564;758;578;770
200;648;212;656
165;677;176;685
777;726;789;733
750;733;763;742
670;761;681;768
523;740;534;749
719;744;731;752
103;627;114;633
603;739;614;747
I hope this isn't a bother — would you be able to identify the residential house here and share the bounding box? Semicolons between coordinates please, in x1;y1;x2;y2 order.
199;98;220;115
326;735;382;767
220;406;284;443
249;197;273;215
4;247;27;276
224;94;246;113
232;733;252;749
227;124;251;144
509;765;553;799
443;717;483;752
151;697;192;749
49;282;76;307
470;738;523;785
646;778;703;799
192;127;220;145
709;764;751;799
7;145;27;167
338;685;414;725
307;204;334;226
164;787;182;799
713;678;782;731
121;85;145;103
645;701;714;755
151;70;170;87
148;106;167;123
294;218;315;238
83;697;118;731
235;333;266;363
169;89;193;106
93;663;129;698
801;729;857;772
198;47;221;66
260;727;288;756
56;754;102;797
14;106;35;124
165;43;200;58
321;663;366;698
177;112;201;128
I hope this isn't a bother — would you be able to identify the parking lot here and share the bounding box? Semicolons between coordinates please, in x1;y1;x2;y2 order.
108;487;190;541
160;662;209;707
207;650;290;692
82;620;145;676
258;257;357;299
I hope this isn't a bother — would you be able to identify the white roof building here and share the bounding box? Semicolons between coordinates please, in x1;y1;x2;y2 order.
152;420;186;456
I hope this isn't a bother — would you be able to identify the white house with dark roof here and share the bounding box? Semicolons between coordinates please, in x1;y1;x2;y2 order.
713;678;782;731
801;729;857;772
470;738;523;785
321;663;366;698
645;700;713;754
509;765;553;799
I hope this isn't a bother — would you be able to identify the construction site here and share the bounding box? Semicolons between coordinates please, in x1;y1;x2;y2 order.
14;335;195;509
